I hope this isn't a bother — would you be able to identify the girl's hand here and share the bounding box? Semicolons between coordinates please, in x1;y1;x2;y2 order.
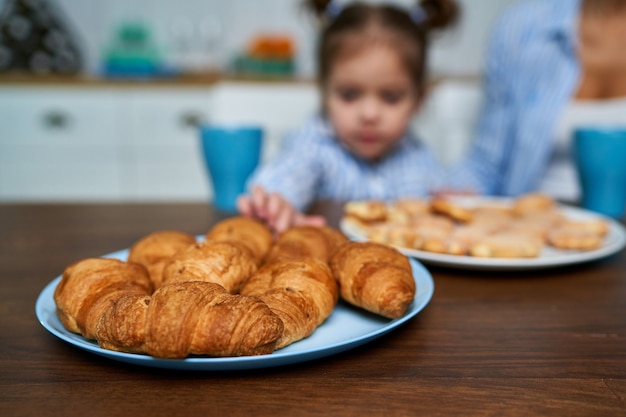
236;185;326;235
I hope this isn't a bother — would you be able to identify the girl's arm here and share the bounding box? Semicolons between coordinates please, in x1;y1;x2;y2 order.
237;185;325;235
237;120;327;233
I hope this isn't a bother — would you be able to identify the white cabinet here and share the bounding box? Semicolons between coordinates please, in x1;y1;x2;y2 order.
0;87;123;200
122;89;213;200
0;80;479;202
0;81;319;202
0;80;483;202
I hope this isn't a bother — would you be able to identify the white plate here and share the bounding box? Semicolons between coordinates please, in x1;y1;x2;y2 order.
36;251;433;371
341;198;626;271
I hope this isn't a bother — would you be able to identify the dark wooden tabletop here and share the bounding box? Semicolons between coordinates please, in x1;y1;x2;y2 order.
1;202;625;417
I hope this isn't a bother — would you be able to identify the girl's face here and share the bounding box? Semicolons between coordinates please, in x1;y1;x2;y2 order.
324;44;422;161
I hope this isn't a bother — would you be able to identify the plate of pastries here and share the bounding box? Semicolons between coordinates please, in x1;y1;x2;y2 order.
36;217;434;370
340;193;626;271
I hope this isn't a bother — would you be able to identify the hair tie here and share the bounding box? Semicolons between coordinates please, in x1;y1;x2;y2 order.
326;0;343;18
410;6;427;24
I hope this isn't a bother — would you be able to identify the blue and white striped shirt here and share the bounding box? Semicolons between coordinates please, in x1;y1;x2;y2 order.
446;0;582;196
248;115;444;210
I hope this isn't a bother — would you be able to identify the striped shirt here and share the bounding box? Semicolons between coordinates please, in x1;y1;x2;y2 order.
446;0;582;196
248;115;444;210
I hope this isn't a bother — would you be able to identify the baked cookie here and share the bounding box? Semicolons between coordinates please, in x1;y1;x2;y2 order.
387;198;431;224
547;218;608;251
344;200;387;224
557;219;609;237
367;223;420;249
512;193;556;216
430;197;474;223
469;206;514;233
470;232;543;258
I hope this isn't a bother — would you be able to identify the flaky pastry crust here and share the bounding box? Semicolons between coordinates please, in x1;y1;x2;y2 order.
128;230;196;289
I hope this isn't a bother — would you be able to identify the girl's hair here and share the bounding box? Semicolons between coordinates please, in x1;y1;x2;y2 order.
304;0;459;96
582;0;626;15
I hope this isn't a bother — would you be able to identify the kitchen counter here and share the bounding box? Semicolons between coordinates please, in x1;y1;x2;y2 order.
0;72;314;88
1;202;625;416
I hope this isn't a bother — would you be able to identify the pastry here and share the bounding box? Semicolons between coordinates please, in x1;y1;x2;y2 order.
205;216;273;265
367;223;420;249
95;281;284;358
470;232;543;258
264;225;348;264
330;241;415;319
341;193;609;258
547;219;608;250
512;193;556;216
409;214;456;233
430;196;474;223
128;230;196;289
241;258;338;348
343;200;388;225
161;240;257;293
502;211;565;242
386;198;430;224
53;258;153;340
469;206;513;233
557;218;609;237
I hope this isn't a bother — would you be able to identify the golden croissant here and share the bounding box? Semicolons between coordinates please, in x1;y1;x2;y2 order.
127;230;196;289
53;258;153;340
95;281;284;358
161;240;257;293
205;216;274;265
53;220;415;359
330;241;416;319
241;257;338;348
264;225;348;264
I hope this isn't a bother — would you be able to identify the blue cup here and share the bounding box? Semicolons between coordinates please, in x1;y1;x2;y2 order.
574;127;626;219
200;125;263;212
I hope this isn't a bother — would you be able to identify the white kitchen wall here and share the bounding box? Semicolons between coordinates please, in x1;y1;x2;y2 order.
1;0;520;78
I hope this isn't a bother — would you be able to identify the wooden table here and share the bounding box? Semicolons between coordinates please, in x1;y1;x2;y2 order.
1;203;625;417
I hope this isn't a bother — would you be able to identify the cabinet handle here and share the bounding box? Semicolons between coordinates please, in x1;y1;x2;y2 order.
179;111;205;128
42;111;70;129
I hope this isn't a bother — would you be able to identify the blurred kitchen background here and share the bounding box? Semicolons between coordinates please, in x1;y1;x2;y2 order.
0;0;519;203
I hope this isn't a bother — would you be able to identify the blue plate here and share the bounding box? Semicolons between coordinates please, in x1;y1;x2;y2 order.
36;250;433;371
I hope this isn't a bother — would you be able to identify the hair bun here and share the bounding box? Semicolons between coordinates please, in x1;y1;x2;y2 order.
418;0;460;31
304;0;334;20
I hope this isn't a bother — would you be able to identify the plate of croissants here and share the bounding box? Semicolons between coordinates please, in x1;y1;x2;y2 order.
340;193;626;271
36;217;434;370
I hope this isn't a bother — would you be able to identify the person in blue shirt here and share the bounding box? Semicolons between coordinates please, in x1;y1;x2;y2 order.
446;0;626;201
237;0;459;234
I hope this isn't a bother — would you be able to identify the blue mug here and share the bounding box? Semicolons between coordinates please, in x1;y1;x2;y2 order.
200;125;263;212
574;127;626;219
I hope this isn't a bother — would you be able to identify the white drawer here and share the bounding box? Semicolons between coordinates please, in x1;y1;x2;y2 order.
120;144;209;200
125;89;212;146
0;87;121;147
0;144;121;200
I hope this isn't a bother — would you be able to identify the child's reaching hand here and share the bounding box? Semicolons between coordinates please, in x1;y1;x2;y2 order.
237;185;327;235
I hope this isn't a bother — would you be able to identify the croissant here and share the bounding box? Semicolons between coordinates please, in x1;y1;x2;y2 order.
330;242;416;319
241;258;338;348
264;225;349;264
161;240;257;293
205;216;273;265
127;230;196;288
95;281;284;358
53;258;153;340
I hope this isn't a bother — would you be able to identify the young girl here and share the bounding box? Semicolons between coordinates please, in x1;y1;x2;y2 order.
237;0;459;233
